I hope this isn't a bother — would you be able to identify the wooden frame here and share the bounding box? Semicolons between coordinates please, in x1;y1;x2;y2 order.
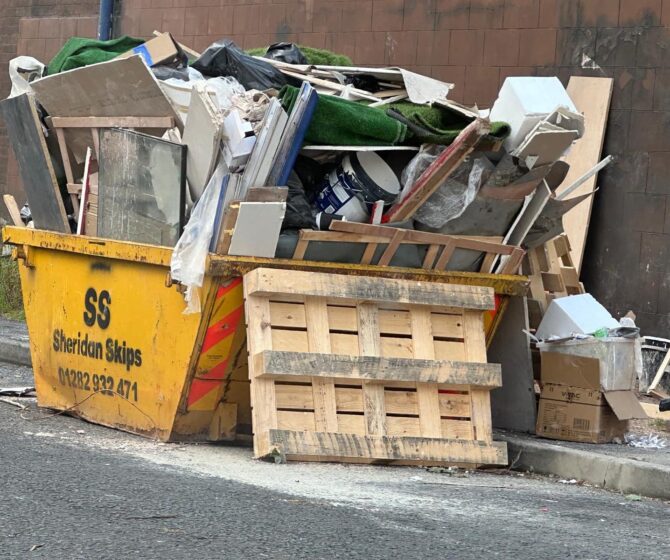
51;116;175;218
292;221;525;275
243;267;508;466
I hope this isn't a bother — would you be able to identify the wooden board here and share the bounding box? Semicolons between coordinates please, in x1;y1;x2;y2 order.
244;267;507;467
556;77;613;274
3;195;23;227
0;93;69;232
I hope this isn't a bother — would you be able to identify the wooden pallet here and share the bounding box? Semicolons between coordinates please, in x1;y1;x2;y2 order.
243;267;507;466
526;234;584;328
293;221;525;274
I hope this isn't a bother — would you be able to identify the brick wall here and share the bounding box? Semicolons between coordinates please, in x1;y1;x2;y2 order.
3;0;670;335
0;1;99;208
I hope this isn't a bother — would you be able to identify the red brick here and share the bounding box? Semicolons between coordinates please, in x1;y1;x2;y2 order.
287;1;314;34
430;30;451;64
22;38;46;59
298;32;327;49
386;30;419;65
137;8;163;37
259;4;286;34
372;0;404;32
58;18;77;40
579;0;620;27
435;0;470;29
37;17;61;39
464;65;500;106
44;37;61;60
483;29;519;66
633;68;656;110
18;18;40;39
664;0;670;25
184;7;208;36
499;66;535;83
619;0;662;25
76;17;98;38
162;7;187;37
518;28;556;65
417;30;436;63
206;7;234;37
538;0;579;27
234;5;261;35
313;1;343;33
403;0;437;31
469;0;504;29
503;0;540;28
431;65;466;100
448;28;485;65
343;1;373;32
324;32;357;60
117;15;140;37
355;30;387;64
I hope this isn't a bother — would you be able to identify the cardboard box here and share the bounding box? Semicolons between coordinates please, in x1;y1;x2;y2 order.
539;338;639;391
117;33;180;67
536;394;627;443
536;351;646;443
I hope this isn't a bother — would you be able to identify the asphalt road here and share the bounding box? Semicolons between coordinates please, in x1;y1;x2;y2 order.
1;361;668;560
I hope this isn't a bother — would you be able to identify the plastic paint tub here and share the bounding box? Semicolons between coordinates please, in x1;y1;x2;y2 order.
315;152;400;222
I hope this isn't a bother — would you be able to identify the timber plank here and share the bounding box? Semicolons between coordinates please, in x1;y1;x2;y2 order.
253;351;502;387
266;430;508;464
245;268;495;310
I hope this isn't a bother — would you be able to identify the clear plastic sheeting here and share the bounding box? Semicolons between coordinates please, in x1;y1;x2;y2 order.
170;160;226;314
407;151;488;229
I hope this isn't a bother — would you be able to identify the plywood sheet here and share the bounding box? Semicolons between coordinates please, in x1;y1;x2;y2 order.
556;77;613;273
31;56;178;120
0;93;69;232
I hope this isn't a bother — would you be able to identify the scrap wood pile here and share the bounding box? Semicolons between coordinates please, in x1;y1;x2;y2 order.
0;32;612;465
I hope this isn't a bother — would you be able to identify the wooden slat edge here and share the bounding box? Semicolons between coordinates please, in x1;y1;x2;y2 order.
264;430;508;465
244;267;496;310
254;351;502;388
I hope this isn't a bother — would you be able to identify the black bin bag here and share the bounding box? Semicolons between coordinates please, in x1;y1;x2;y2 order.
191;39;287;90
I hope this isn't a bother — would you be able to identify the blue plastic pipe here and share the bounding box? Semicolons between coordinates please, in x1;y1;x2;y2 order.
97;0;114;41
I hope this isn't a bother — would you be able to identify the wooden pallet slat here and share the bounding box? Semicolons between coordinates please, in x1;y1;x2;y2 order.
254;351;502;386
244;267;506;466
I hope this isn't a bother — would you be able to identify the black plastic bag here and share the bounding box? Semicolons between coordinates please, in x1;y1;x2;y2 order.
192;40;286;90
264;42;307;65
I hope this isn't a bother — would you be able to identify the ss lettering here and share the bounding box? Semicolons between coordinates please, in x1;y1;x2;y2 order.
83;288;112;329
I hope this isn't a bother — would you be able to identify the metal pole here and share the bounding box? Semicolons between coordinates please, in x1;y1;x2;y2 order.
97;0;114;41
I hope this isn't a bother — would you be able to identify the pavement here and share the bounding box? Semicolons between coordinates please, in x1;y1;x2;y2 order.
2;320;670;503
0;317;30;366
0;361;669;559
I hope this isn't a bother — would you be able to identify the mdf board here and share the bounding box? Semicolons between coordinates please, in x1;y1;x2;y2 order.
243;268;507;467
557;77;613;274
0;93;69;232
98;128;186;247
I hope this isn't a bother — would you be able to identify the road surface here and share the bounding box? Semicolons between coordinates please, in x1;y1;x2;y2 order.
0;361;667;559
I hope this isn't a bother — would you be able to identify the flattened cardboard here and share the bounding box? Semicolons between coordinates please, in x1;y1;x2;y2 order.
536;397;627;443
116;33;179;67
541;351;600;389
603;391;647;420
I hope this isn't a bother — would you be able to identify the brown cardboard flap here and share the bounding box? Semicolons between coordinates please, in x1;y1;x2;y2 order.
603;391;647;420
541;351;600;389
